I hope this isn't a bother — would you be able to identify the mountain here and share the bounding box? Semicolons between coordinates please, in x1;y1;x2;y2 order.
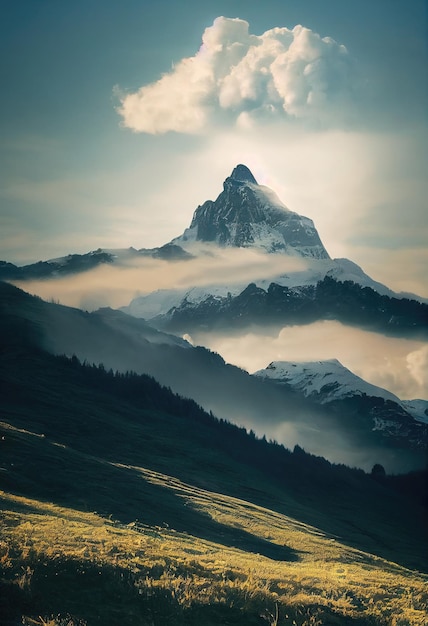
171;164;329;258
2;317;428;625
0;244;193;281
0;281;426;473
119;165;427;337
2;164;426;341
254;359;428;422
0;163;329;279
125;274;428;339
254;359;428;421
254;359;428;449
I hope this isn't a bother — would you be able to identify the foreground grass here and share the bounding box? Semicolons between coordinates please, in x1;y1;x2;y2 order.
1;473;427;626
0;334;426;625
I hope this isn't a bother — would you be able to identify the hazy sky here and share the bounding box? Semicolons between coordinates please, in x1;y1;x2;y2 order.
1;0;427;296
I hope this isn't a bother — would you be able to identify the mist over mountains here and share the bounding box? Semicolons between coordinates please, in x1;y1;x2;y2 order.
1;164;427;473
1;280;426;473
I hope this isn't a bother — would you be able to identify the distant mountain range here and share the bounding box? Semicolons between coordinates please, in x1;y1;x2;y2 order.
125;273;427;338
0;243;192;281
2;165;426;338
119;165;427;335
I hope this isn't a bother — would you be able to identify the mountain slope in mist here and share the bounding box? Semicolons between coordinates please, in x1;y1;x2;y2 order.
255;359;427;450
1;281;425;472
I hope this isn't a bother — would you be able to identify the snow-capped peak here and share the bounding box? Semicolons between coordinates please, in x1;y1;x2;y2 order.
171;164;330;259
254;360;428;423
256;359;398;402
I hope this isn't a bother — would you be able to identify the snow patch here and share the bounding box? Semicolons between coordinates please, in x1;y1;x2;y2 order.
254;359;401;404
254;359;428;424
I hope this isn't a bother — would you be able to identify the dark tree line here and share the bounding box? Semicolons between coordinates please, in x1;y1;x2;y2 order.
166;276;428;338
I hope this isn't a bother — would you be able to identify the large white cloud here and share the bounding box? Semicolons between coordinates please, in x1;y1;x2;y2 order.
117;17;353;134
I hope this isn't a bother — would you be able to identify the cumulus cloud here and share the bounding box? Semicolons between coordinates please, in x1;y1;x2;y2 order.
117;17;353;134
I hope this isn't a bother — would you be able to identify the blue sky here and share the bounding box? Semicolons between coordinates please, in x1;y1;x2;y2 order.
1;0;427;296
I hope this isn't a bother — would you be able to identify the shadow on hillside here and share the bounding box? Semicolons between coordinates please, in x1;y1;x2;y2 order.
1;427;299;563
0;553;383;626
183;602;379;626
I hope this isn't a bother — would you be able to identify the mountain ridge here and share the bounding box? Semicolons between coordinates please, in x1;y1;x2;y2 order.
171;164;330;259
255;359;428;424
1;280;426;472
125;274;428;341
254;359;427;450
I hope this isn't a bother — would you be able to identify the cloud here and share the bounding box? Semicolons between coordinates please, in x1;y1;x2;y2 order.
191;321;428;400
14;248;427;404
406;345;428;393
117;17;353;134
13;246;309;311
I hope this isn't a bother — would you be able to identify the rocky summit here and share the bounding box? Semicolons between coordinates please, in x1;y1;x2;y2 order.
172;164;330;259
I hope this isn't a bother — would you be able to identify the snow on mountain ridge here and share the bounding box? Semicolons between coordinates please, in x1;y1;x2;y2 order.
254;359;428;424
255;359;400;402
125;283;246;319
123;254;399;321
171;164;330;259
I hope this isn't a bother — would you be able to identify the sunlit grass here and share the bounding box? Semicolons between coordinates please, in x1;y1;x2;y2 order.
2;470;427;626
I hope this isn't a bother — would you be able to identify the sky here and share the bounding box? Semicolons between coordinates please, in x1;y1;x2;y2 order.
1;0;427;297
1;0;427;404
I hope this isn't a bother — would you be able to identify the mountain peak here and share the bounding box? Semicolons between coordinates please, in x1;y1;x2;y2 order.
170;164;330;259
228;164;258;185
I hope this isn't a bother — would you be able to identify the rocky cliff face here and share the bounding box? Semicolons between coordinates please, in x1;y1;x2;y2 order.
172;164;330;259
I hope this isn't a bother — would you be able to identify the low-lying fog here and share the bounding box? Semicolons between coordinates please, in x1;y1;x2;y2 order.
190;322;428;401
13;249;427;403
14;247;309;311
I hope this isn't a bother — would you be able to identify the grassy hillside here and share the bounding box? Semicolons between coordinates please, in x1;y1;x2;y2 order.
1;340;427;625
2;479;428;626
